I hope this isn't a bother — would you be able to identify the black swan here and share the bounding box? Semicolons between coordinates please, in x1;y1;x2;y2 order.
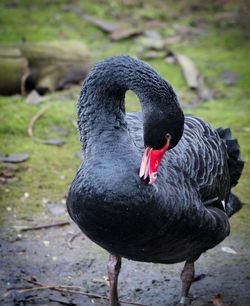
67;56;244;305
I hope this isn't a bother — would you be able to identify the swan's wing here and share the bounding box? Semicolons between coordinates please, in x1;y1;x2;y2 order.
126;112;144;151
170;115;230;206
126;112;231;208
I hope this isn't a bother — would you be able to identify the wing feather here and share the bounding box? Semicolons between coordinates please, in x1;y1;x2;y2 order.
126;112;230;207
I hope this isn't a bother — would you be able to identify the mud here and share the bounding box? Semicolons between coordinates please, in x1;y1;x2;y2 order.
0;213;249;306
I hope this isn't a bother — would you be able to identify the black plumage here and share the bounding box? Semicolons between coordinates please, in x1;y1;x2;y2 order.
67;56;244;305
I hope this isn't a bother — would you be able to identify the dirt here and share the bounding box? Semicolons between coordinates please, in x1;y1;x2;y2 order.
0;213;249;306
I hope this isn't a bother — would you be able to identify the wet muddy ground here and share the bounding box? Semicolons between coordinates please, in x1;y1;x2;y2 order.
1;213;249;306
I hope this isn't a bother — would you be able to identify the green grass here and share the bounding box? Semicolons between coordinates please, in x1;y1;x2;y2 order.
0;95;79;221
0;1;249;234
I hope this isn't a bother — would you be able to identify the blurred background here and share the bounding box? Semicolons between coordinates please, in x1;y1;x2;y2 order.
0;1;249;305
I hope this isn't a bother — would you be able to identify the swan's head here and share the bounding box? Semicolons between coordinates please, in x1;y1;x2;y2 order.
139;106;184;185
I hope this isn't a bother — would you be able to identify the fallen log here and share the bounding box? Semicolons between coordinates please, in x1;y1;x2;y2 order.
20;41;90;94
175;54;199;89
0;47;29;95
175;54;213;101
0;41;90;95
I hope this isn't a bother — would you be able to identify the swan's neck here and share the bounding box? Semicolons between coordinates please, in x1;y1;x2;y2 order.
78;56;181;149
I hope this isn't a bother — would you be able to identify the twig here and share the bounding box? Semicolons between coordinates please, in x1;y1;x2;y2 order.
20;278;146;306
28;106;50;138
6;285;33;291
22;278;82;290
21;70;30;96
22;287;146;306
27;106;67;146
20;221;70;231
18;285;80;293
3;286;33;297
67;231;82;249
4;281;82;298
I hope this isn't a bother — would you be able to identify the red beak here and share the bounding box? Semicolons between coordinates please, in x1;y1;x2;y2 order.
139;142;170;184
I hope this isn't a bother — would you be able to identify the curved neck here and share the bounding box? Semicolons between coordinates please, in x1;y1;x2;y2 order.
78;56;181;147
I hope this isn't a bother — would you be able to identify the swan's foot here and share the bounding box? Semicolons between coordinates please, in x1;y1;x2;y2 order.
107;254;121;306
179;261;195;305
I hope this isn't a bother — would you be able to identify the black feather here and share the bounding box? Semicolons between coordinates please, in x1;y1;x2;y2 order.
216;127;244;187
67;56;244;264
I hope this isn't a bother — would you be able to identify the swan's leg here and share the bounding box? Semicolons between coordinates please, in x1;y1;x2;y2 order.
107;254;121;306
179;261;195;305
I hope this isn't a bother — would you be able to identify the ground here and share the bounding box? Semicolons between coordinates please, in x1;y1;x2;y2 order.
0;1;250;305
1;215;250;306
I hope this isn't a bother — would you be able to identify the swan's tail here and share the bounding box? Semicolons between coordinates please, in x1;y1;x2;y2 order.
226;193;243;217
216;127;245;216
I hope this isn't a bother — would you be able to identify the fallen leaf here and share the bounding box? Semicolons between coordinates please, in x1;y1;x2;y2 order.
0;164;19;184
211;292;229;306
221;246;238;255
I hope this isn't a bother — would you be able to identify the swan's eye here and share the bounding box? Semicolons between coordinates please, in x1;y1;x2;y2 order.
165;133;171;140
165;133;172;146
